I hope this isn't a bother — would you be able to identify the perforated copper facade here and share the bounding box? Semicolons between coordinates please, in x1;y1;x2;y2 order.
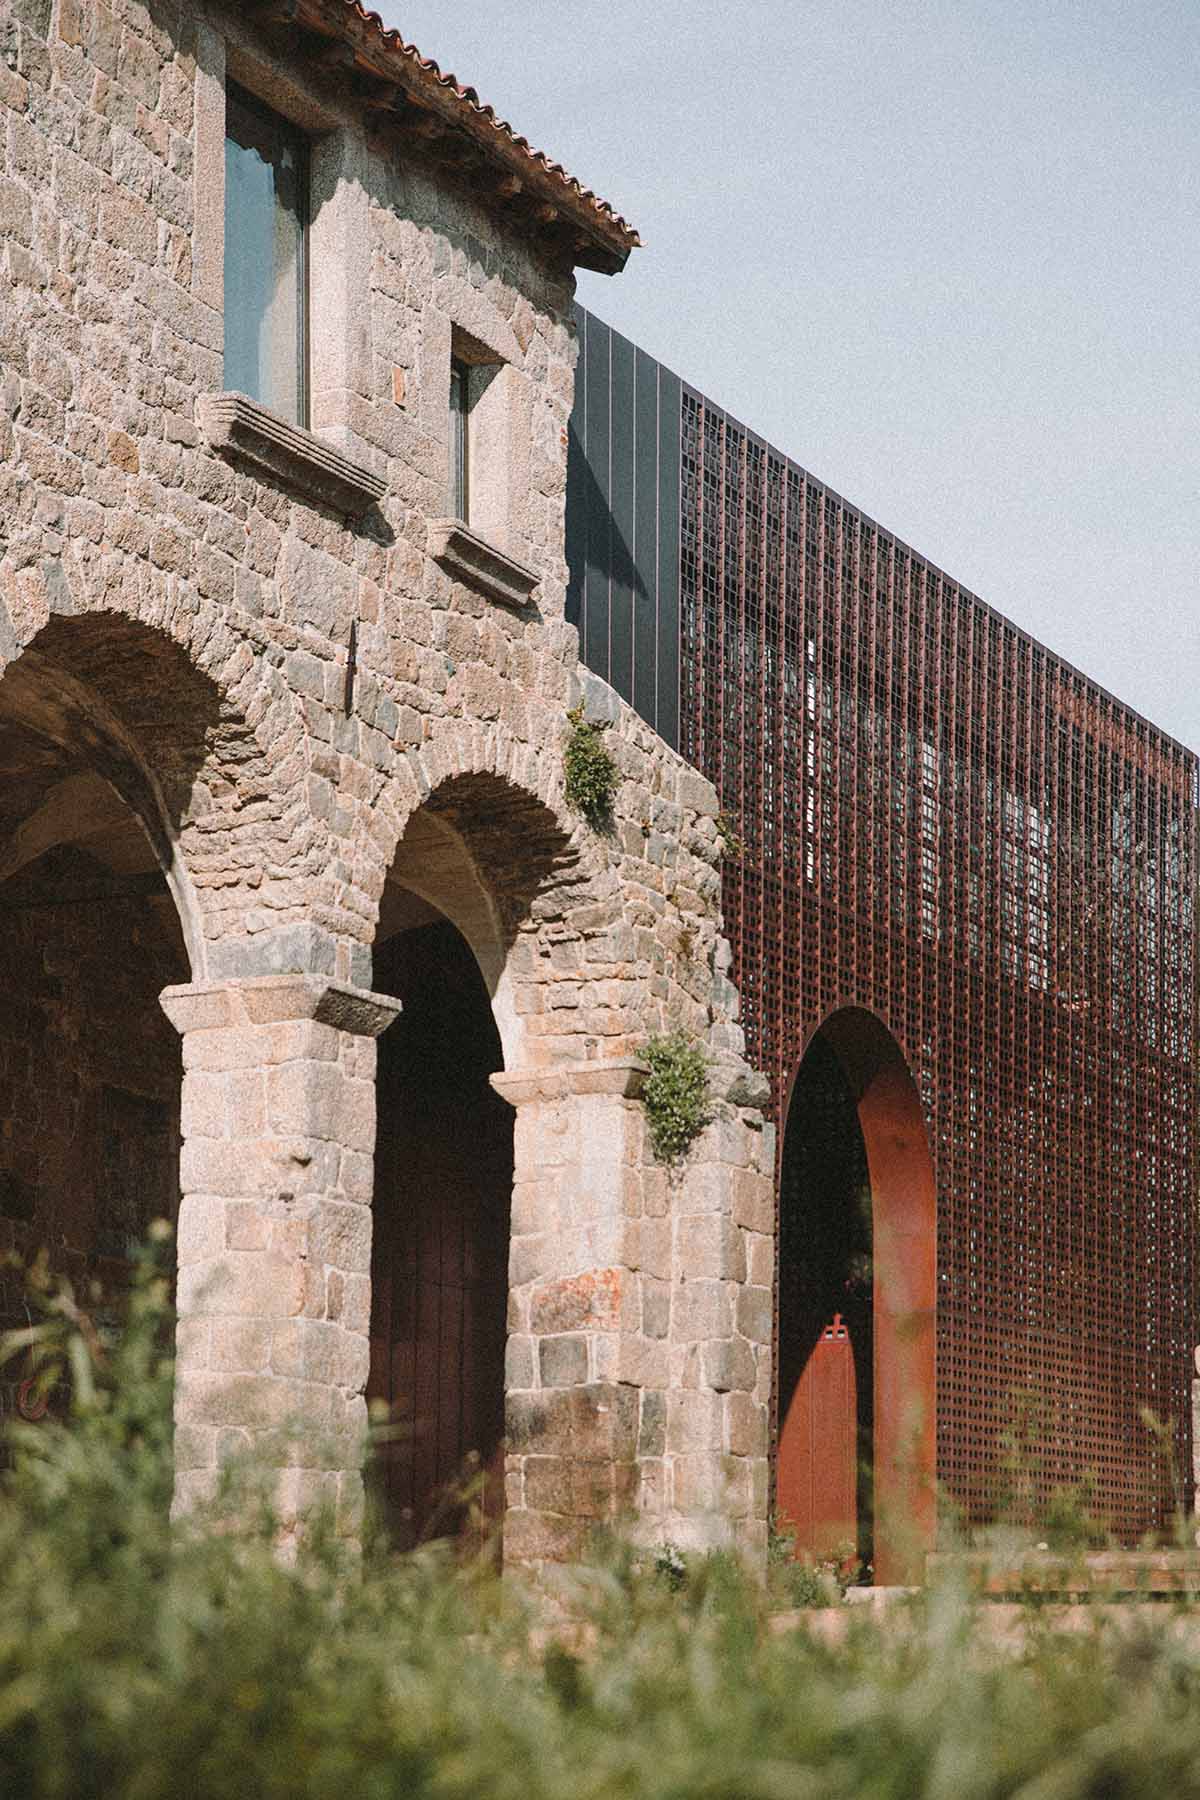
568;306;1198;1540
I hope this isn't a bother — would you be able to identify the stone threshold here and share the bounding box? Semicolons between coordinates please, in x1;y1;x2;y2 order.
926;1549;1200;1595
427;517;540;610
197;392;388;516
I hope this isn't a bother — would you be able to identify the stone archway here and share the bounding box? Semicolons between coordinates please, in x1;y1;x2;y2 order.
0;613;219;1409
776;1007;937;1585
0;605;349;1531
367;776;580;1552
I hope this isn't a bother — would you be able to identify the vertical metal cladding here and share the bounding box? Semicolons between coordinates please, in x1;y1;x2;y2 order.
566;307;680;746
568;306;1199;1541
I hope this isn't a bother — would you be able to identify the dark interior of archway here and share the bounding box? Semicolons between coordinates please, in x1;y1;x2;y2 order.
0;712;188;1428
778;1033;874;1566
368;914;512;1551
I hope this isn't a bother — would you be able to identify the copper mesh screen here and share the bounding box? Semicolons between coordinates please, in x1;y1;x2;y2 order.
678;389;1198;1539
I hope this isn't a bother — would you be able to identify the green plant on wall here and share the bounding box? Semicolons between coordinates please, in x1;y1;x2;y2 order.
715;811;746;860
563;705;619;829
641;1030;712;1165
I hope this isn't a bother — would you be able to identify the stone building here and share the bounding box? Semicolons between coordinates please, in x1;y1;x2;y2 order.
0;0;776;1564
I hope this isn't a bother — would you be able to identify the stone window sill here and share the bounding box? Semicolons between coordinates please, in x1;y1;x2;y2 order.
196;392;387;517
427;518;539;610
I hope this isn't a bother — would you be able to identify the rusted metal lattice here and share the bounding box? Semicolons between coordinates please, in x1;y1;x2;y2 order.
675;389;1198;1540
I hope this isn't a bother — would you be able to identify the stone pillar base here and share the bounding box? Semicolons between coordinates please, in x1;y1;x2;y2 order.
161;974;399;1546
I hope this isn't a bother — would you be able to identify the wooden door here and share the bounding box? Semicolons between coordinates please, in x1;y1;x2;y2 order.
368;921;511;1550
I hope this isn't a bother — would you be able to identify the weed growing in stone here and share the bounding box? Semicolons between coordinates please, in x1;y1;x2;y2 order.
641;1030;712;1164
563;705;619;829
715;810;746;860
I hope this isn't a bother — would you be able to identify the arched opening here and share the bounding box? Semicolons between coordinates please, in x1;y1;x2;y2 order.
367;778;566;1552
776;1008;937;1585
368;895;511;1550
0;617;208;1403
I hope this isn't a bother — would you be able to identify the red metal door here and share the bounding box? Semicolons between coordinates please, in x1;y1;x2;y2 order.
776;1313;858;1560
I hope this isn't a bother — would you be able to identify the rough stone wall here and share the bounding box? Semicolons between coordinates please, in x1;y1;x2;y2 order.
0;0;774;1561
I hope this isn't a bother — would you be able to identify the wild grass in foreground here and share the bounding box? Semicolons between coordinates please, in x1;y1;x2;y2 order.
3;1238;1200;1798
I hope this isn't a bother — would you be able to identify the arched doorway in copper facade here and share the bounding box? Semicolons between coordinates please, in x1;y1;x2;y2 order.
776;1007;936;1585
368;891;511;1551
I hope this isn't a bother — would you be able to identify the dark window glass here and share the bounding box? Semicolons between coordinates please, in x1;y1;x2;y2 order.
449;357;469;520
224;83;308;425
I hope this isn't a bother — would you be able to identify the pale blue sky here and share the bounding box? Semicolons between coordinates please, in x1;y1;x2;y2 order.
382;1;1198;752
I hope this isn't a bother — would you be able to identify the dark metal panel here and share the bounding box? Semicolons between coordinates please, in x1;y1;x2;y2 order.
655;365;681;751
582;310;611;680
632;346;660;730
608;327;636;705
564;311;587;638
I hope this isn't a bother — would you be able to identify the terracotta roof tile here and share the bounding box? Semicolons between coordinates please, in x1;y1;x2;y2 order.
316;0;641;267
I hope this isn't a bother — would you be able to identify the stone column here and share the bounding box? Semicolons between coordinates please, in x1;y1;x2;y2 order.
663;1102;775;1562
492;1059;776;1569
492;1059;653;1566
160;974;399;1545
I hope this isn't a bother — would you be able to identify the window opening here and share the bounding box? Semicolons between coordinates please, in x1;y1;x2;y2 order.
449;356;470;521
224;82;309;426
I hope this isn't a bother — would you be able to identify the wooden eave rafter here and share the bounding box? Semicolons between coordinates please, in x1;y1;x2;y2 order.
247;0;635;273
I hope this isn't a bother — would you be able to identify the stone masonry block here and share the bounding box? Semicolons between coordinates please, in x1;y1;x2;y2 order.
675;1214;746;1282
665;1389;722;1455
179;1138;278;1199
746;1231;773;1288
502;1508;583;1566
720;1454;752;1519
569;1457;637;1519
504;1333;535;1389
530;1267;623;1334
536;1332;586;1382
701;1336;757;1394
271;1319;369;1390
308;1198;373;1274
338;1273;371;1334
337;1470;366;1541
180;1069;231;1139
672;1162;731;1218
209;1318;273;1375
176;1372;335;1434
670;1278;732;1342
175;1194;225;1266
725;1391;768;1459
638;1389;666;1457
266;1059;344;1141
173;1422;217;1472
225;1201;271;1252
338;1148;376;1203
699;1110;753;1169
523;1454;573;1512
642;1277;671;1339
175;1316;211;1371
176;1253;306;1321
630;1216;671;1279
731;1167;774;1235
670;1453;725;1514
736;1285;773;1347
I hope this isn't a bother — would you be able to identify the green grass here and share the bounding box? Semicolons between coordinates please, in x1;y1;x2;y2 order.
4;1239;1200;1798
